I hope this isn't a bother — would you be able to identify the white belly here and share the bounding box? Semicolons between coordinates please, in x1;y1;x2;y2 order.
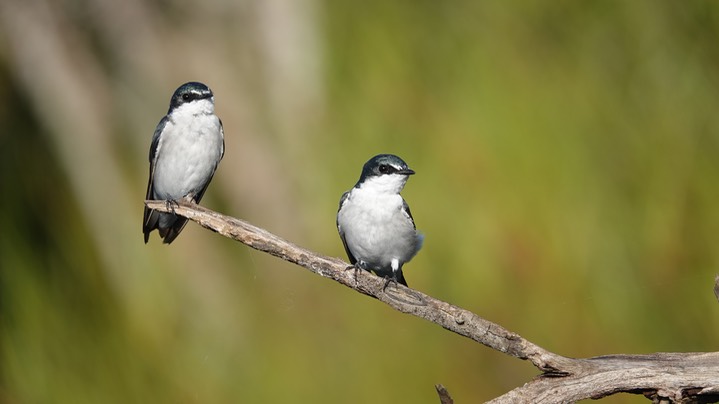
338;192;421;271
152;115;223;200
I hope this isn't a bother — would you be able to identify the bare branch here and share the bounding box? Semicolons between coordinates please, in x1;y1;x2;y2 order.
144;200;564;368
490;353;719;404
145;200;719;403
436;384;454;404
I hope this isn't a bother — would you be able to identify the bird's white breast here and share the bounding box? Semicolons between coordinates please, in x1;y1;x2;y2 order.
152;99;224;200
338;183;420;271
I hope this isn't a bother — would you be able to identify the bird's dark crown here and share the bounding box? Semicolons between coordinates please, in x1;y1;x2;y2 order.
168;82;213;112
357;154;414;183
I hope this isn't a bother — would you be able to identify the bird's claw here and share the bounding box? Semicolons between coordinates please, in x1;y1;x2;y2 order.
344;264;361;284
382;275;400;291
165;199;180;215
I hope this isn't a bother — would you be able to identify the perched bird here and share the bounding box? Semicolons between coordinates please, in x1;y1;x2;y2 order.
143;82;225;244
337;154;424;287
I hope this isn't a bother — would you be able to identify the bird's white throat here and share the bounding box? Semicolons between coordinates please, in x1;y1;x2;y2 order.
173;98;215;118
358;174;409;195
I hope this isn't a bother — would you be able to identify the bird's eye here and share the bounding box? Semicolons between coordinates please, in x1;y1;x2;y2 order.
182;93;191;101
378;164;389;173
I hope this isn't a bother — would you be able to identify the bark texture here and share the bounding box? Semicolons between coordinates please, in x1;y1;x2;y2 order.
145;200;719;403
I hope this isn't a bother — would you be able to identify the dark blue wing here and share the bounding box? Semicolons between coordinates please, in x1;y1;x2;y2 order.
148;115;168;164
337;191;357;264
401;198;416;229
143;116;169;242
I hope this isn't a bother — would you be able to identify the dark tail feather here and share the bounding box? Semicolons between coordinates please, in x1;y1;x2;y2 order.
143;208;189;244
143;207;159;244
159;217;189;244
396;270;408;287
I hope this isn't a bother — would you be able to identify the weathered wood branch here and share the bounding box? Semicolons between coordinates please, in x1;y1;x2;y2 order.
436;384;455;404
145;200;719;403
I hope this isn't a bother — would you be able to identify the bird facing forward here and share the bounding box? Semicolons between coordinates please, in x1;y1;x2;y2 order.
143;82;225;244
337;154;423;286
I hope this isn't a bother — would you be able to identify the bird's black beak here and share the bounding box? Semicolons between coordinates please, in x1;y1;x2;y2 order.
398;168;415;175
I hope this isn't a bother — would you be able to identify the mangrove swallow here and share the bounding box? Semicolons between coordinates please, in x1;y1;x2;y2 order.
337;154;424;287
143;81;225;244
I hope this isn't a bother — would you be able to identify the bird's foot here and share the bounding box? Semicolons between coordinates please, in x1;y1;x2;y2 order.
344;264;362;284
165;199;180;215
382;276;399;291
182;194;197;204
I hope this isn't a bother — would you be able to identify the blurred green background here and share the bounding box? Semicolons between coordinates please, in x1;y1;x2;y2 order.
2;1;719;403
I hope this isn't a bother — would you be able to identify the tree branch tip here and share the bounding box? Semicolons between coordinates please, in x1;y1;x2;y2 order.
435;384;454;404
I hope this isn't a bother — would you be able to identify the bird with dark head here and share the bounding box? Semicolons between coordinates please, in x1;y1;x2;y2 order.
337;154;424;287
143;82;225;244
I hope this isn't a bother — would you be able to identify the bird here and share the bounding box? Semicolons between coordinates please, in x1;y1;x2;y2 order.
143;81;225;244
337;154;424;287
